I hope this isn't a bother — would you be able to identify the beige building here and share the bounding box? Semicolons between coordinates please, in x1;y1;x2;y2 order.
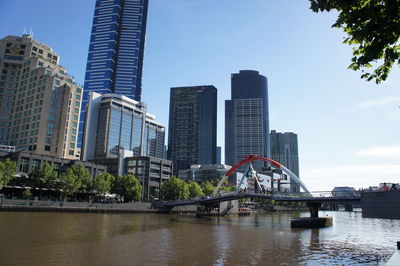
0;34;82;159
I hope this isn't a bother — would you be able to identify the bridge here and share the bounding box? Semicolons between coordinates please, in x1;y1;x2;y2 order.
159;155;361;222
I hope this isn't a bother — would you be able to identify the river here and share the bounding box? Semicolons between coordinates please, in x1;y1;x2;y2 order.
0;211;398;265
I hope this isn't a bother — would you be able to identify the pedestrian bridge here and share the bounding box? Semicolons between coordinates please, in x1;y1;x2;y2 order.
159;155;361;219
160;191;361;209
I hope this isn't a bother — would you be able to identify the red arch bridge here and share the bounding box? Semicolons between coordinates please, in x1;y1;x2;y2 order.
159;155;361;218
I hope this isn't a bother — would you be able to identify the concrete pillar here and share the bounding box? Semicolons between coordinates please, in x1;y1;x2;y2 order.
307;202;321;218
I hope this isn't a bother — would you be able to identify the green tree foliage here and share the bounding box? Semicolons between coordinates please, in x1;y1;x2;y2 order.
92;171;115;195
160;176;189;200
0;159;16;190
22;188;32;199
201;181;215;195
29;162;57;188
59;165;91;195
309;0;400;83
187;181;204;198
114;174;142;202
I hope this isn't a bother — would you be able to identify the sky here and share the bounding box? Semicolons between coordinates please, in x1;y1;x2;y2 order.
1;0;399;191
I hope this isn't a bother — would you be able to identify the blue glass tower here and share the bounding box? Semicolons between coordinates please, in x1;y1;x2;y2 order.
79;0;149;148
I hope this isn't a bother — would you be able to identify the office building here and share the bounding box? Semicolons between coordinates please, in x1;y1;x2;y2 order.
82;92;165;164
216;146;221;164
168;86;217;175
270;130;300;192
0;150;106;179
225;70;270;170
79;0;149;148
0;35;82;159
125;156;172;200
178;164;231;183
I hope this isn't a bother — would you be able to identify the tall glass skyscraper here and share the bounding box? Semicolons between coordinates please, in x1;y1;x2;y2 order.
225;70;270;170
270;130;300;192
168;86;217;175
79;0;149;148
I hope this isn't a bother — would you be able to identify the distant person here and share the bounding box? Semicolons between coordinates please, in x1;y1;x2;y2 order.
390;184;396;191
382;183;389;192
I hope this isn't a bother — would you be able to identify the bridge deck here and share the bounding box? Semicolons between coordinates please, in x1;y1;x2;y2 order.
161;192;361;208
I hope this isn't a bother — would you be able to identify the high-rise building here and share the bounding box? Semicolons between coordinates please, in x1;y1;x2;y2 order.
0;35;82;159
225;70;270;170
270;130;300;192
82;92;165;163
216;146;221;164
168;86;217;175
79;0;149;148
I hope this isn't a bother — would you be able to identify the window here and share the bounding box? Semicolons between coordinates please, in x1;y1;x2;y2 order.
73;115;78;120
71;128;77;135
45;145;50;151
70;143;75;149
70;136;76;141
75;95;81;100
73;108;79;114
72;121;77;127
68;150;74;156
45;137;51;144
32;46;37;52
47;129;53;136
47;122;54;128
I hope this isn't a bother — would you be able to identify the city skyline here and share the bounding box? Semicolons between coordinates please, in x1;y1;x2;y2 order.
1;0;400;191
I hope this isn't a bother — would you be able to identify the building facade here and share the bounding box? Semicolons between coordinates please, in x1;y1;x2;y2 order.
0;151;106;179
216;146;221;164
225;70;270;170
82;92;165;164
270;130;300;192
168;86;217;175
125;156;172;200
0;35;82;160
79;0;149;148
178;164;231;183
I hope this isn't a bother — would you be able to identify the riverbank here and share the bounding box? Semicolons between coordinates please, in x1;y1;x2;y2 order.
0;198;197;214
0;198;308;215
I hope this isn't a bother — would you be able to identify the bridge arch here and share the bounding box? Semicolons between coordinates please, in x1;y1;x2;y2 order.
212;155;310;196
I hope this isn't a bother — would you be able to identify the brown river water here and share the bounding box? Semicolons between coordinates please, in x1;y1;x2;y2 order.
0;211;398;265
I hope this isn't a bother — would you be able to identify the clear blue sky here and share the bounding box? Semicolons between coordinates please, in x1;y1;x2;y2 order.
1;0;399;191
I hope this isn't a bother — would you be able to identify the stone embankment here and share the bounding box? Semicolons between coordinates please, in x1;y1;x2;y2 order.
0;199;197;214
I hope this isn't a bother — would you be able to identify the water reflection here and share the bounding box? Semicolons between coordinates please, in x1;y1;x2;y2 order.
0;211;398;265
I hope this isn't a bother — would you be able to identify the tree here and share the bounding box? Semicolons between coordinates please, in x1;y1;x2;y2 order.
59;165;91;196
114;174;142;202
187;181;204;198
0;159;16;190
201;181;215;196
309;0;400;83
160;176;189;200
92;171;115;195
29;162;57;188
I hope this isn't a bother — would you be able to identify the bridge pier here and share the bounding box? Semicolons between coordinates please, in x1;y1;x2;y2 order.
291;202;333;228
308;202;321;218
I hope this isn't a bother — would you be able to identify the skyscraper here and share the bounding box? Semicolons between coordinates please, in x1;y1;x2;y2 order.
168;86;217;175
216;146;221;164
270;130;300;192
0;35;82;159
79;0;149;148
225;70;270;170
